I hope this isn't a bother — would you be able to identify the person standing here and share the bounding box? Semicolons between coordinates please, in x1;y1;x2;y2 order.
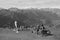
14;21;19;33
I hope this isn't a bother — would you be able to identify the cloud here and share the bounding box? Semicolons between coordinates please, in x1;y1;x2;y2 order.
0;0;60;9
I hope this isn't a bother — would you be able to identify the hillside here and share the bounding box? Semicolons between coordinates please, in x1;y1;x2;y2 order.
0;8;60;28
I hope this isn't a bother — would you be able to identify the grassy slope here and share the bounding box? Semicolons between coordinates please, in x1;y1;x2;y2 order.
0;28;59;40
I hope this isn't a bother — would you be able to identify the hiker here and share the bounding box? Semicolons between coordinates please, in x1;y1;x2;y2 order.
15;21;17;28
31;26;36;33
36;24;44;35
31;24;42;34
41;29;53;37
14;21;19;33
18;26;22;31
36;24;43;32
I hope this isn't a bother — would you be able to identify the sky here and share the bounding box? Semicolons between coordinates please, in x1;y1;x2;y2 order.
0;0;60;9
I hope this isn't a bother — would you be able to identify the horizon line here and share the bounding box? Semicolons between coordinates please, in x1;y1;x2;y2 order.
0;7;60;9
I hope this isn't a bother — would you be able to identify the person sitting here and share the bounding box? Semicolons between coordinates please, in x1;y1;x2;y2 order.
37;24;45;35
41;29;53;37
